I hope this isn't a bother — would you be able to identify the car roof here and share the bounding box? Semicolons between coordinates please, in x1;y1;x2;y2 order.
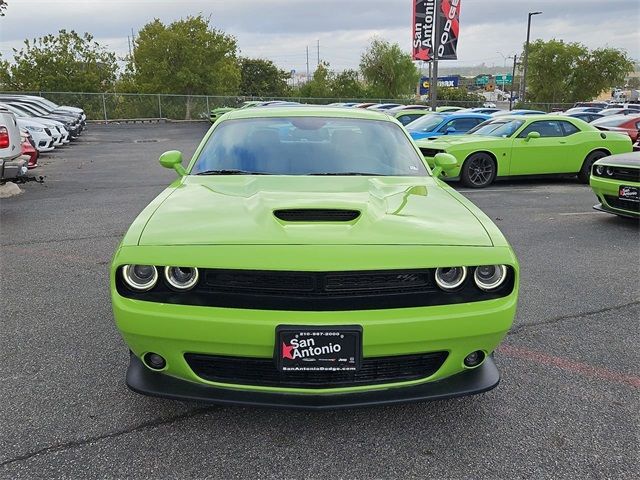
490;114;578;121
439;112;491;119
224;105;396;121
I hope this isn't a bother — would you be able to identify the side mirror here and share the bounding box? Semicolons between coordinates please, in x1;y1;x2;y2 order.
432;153;458;177
525;131;541;141
159;150;186;176
445;127;456;135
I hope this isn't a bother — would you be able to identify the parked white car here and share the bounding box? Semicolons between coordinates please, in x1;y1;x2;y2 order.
0;107;27;181
16;118;55;152
0;102;69;148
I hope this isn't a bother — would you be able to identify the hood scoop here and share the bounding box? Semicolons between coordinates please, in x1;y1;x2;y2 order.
274;209;361;222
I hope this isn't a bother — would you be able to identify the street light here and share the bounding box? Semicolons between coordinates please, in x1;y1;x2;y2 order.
521;11;542;104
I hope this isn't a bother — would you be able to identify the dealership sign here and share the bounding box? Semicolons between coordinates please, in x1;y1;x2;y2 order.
414;1;460;61
420;76;459;94
412;0;437;61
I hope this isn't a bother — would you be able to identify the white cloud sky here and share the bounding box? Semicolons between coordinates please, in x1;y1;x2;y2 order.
0;0;638;73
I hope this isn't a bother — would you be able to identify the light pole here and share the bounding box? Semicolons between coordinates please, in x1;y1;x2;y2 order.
521;11;542;104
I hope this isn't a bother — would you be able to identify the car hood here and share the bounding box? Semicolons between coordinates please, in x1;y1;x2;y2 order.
415;135;503;149
138;176;492;247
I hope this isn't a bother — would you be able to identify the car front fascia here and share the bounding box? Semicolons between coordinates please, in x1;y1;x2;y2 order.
111;243;518;403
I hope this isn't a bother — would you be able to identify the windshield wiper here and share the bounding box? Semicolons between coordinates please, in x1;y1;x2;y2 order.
196;169;268;175
309;172;383;176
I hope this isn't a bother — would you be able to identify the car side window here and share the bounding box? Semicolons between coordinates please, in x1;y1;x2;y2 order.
559;121;580;136
636;121;640;130
517;121;563;138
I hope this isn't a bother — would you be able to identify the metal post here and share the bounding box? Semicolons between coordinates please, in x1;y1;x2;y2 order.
206;96;210;115
509;55;517;111
158;94;162;118
430;0;440;111
522;11;542;104
102;93;108;121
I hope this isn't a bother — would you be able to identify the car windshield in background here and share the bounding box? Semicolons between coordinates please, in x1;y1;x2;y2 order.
191;117;429;176
467;119;525;137
405;114;444;132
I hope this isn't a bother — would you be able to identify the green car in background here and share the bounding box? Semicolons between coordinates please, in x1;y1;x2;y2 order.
209;101;262;123
416;115;633;188
391;109;437;126
590;152;640;218
111;107;519;409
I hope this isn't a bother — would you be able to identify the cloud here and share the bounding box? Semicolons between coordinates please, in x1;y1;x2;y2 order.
0;0;638;73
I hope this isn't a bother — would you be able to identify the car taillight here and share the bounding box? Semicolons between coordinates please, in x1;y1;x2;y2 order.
0;126;10;148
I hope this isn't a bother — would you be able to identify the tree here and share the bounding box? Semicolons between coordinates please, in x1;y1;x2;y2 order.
239;58;290;96
331;69;366;98
0;1;7;16
359;39;419;98
129;15;240;97
628;76;640;90
525;40;633;104
299;62;333;99
1;30;117;92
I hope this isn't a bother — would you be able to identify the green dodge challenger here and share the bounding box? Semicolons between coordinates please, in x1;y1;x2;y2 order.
590;152;639;218
111;107;519;408
415;115;632;188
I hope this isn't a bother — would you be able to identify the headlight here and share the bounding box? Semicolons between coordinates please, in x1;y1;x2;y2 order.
595;165;605;176
164;266;199;291
122;264;158;291
606;166;615;176
434;266;468;291
26;125;44;132
474;265;508;291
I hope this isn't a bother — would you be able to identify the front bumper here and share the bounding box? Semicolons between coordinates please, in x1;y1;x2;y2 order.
126;352;500;409
590;175;640;218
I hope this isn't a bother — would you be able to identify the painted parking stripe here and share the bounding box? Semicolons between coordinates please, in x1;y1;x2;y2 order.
499;344;640;388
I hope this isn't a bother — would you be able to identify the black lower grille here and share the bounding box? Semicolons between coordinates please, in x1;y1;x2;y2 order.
419;147;445;158
604;195;640;213
185;352;448;388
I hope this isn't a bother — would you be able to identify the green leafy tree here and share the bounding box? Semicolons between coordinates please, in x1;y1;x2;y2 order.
299;62;333;99
128;15;240;102
2;30;117;92
359;38;420;98
627;76;640;90
525;40;633;103
239;58;290;96
437;87;483;104
331;69;366;98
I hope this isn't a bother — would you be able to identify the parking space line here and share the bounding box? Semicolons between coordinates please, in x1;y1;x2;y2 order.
558;212;600;216
499;345;640;388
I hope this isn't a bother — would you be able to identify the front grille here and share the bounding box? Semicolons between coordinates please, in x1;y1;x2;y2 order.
594;166;640;182
274;209;360;222
419;147;445;158
604;195;640;213
44;128;51;136
185;352;448;388
116;267;516;310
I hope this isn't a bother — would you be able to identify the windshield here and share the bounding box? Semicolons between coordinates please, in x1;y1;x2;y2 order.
405;114;444;132
191;117;428;176
467;119;525;137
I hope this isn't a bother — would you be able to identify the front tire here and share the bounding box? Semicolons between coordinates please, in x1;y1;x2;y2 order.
461;153;497;188
578;150;608;183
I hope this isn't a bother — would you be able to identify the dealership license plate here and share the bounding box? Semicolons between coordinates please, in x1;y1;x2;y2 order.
619;185;639;202
276;326;362;372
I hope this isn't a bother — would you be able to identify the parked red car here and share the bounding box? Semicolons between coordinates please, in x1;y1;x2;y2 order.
591;114;640;143
20;130;39;169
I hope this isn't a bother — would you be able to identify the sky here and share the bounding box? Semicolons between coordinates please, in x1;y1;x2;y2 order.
0;0;638;74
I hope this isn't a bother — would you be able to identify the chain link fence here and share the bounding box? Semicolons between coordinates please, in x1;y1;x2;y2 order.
0;91;575;121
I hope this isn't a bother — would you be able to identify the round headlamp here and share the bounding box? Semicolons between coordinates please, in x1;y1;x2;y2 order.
606;166;615;176
434;266;468;291
474;265;508;291
122;264;158;291
164;266;199;291
595;165;605;176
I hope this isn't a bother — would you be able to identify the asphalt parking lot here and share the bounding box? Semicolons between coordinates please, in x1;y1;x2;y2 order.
1;123;638;479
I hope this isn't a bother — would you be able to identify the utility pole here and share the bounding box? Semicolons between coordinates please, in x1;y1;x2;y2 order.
430;0;440;111
317;39;320;67
306;46;310;81
127;36;132;58
509;54;517;110
521;11;542;103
